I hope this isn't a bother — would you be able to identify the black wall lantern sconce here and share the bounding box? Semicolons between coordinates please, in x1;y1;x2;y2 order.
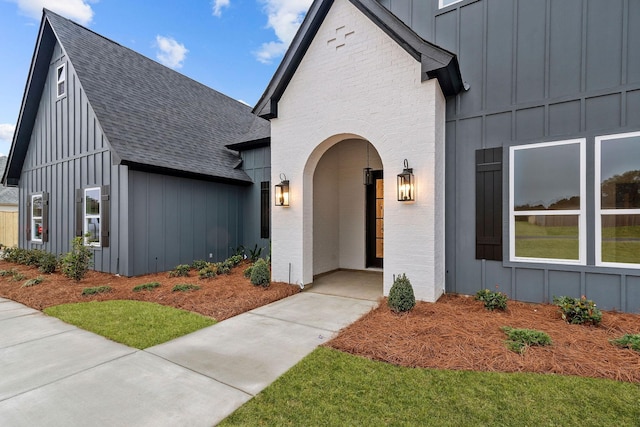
275;173;290;206
397;159;415;201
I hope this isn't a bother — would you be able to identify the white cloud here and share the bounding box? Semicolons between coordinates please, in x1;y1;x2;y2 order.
9;0;95;25
212;0;230;17
255;0;312;64
155;35;188;69
237;99;250;106
0;124;15;144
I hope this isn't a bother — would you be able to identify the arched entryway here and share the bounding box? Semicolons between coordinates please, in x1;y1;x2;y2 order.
309;138;383;298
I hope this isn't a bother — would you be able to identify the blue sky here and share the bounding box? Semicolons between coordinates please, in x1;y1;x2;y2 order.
0;0;313;156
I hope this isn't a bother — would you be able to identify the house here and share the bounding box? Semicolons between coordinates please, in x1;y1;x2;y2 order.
258;0;640;311
0;157;19;247
1;9;271;276
3;0;639;312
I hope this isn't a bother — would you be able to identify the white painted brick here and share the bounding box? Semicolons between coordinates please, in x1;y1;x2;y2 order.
271;0;446;301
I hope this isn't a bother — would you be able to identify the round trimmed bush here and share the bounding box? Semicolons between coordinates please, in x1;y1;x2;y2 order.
250;258;270;287
387;273;415;313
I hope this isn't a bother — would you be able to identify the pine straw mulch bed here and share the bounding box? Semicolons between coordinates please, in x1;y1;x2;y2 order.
0;260;299;321
327;294;640;383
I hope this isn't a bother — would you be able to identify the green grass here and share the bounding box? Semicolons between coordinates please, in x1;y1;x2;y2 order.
221;347;640;427
602;241;640;264
44;300;216;349
515;221;579;260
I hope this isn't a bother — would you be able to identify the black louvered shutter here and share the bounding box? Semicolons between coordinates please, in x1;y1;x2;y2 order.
101;185;110;247
476;147;503;261
42;192;49;243
75;189;83;237
26;197;32;241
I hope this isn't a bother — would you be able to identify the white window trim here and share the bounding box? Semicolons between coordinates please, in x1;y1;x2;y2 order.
595;131;640;269
84;187;100;247
509;139;586;265
56;63;66;98
439;0;463;9
31;194;43;243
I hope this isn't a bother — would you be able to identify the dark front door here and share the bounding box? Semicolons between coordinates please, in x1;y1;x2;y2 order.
366;170;383;268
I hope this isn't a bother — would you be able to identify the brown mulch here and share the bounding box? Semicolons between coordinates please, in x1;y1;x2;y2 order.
327;294;640;383
0;260;299;321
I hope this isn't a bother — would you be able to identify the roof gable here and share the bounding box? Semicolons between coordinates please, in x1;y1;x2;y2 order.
3;10;270;186
254;0;463;119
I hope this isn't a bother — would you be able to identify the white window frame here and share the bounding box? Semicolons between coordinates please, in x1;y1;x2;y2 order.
84;187;100;247
595;131;640;269
56;63;66;98
439;0;463;9
31;194;43;243
509;139;586;265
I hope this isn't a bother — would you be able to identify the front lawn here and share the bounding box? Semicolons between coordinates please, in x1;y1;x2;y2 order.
44;300;216;349
221;347;640;426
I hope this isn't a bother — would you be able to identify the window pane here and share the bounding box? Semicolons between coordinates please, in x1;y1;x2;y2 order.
514;143;580;210
601;135;640;209
601;215;640;264
85;189;100;215
32;196;43;217
515;215;579;260
33;219;43;240
85;218;100;245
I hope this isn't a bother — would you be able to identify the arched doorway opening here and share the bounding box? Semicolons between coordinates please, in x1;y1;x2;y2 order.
310;138;383;299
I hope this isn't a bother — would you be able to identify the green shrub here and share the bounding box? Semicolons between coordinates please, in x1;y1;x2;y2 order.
132;282;161;292
2;247;27;264
250;258;270;287
82;286;111;296
22;276;45;287
387;273;416;313
60;237;93;281
475;287;508;311
37;252;58;274
227;254;244;266
553;296;602;326
0;268;16;277
243;265;254;278
610;334;640;352
10;271;26;281
247;244;263;262
216;261;231;275
502;326;552;354
191;260;208;271
198;263;218;279
168;264;191;278
172;283;200;292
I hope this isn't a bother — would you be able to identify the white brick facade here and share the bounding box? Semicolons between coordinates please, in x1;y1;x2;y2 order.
270;0;446;301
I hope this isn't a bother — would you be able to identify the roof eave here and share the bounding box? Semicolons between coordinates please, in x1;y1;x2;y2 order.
122;161;254;186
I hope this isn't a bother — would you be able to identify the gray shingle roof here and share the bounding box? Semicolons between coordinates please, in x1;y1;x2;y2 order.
0;157;18;204
42;10;269;183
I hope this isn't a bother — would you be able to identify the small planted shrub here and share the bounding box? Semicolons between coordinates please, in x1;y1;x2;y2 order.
168;264;191;278
172;283;200;292
553;295;602;326
10;271;26;281
247;244;263;262
191;260;208;271
132;282;161;292
250;258;270;287
38;252;58;274
0;268;16;277
475;287;508;311
216;261;232;275
611;334;640;352
22;276;45;287
502;326;552;354
82;286;111;296
198;263;218;279
387;273;416;313
228;254;244;267
60;237;93;281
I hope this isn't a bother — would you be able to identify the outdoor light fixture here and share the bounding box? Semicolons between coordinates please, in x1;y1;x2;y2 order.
363;143;373;185
275;174;290;206
397;159;415;201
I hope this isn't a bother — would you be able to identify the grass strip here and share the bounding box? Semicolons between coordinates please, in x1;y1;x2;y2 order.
44;300;215;349
221;347;640;426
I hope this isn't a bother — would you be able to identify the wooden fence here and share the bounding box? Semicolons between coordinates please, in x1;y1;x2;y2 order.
0;211;18;247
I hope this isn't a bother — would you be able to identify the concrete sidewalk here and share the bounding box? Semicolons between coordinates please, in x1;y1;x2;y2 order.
0;290;378;426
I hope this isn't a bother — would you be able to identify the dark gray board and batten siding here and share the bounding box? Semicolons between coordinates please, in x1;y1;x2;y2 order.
379;0;640;311
239;146;271;255
19;44;130;276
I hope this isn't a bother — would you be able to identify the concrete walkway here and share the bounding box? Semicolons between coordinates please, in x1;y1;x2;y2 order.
0;283;379;426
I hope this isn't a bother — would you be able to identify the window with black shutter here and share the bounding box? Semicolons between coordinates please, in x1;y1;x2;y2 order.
476;147;503;261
